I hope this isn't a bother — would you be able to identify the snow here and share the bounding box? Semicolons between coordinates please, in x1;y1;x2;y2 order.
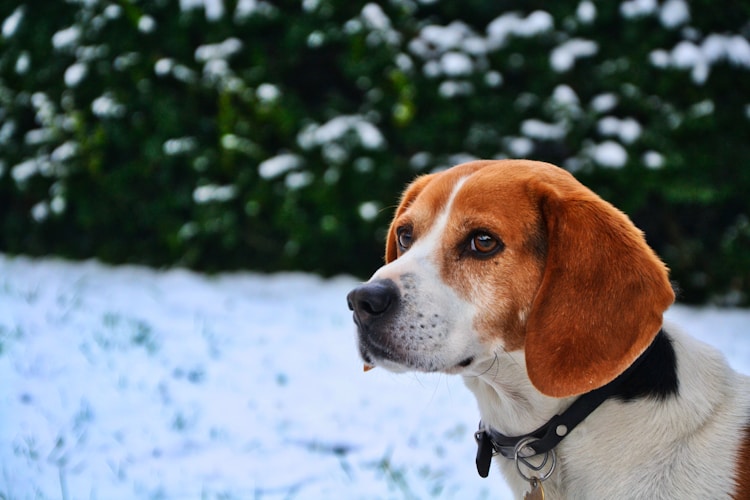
192;184;237;203
284;171;314;190
163;137;198;156
1;6;24;38
91;94;125;119
256;83;281;103
486;11;553;48
620;0;657;19
441;51;474;77
3;255;745;499
11;159;43;184
361;3;391;31
51;26;81;51
297;116;385;151
550;39;598;73
411;11;553;66
504;136;534;157
643;150;665;169
576;1;596;24
484;71;503;87
137;15;157;34
15;52;30;74
417;22;472;54
521;119;568;141
64;63;88;88
597;116;642;143
659;0;689;29
51;141;78;163
180;0;224;20
651;35;750;84
195;38;243;63
439;81;474;98
358;201;380;221
359;4;400;47
590;140;628;168
590;93;618;113
258;154;302;180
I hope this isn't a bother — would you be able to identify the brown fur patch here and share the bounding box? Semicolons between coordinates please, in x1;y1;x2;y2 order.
733;423;750;499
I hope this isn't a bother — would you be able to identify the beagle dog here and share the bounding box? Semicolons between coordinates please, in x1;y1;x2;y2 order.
347;160;750;499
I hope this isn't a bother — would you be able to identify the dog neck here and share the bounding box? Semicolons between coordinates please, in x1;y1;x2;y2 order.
462;330;678;437
461;349;572;437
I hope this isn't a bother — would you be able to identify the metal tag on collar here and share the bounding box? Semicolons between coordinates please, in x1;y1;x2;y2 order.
524;477;545;500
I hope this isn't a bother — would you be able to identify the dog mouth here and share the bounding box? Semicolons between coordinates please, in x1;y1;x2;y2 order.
349;277;478;374
358;331;476;373
357;333;412;371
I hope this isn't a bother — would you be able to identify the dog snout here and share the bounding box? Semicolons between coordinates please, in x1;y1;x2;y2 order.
347;279;399;327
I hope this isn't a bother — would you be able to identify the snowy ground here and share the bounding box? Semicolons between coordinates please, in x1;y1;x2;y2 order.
1;255;748;499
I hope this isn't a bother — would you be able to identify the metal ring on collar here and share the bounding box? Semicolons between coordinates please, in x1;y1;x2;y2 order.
513;437;556;482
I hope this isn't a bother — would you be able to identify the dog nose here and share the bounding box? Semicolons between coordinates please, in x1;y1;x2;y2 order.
347;279;399;325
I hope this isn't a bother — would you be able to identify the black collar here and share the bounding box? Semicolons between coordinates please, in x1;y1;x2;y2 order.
474;330;662;478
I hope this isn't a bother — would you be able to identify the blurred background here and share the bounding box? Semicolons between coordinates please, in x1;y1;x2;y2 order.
2;2;750;498
1;0;750;301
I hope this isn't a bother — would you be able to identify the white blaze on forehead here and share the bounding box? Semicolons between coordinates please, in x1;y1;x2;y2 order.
374;175;469;279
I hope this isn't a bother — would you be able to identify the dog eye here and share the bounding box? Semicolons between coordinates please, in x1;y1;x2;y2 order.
469;232;503;256
397;226;413;251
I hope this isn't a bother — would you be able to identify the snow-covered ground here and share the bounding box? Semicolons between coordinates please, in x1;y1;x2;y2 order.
1;255;748;499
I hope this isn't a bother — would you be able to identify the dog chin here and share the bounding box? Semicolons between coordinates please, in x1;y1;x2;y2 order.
360;344;475;375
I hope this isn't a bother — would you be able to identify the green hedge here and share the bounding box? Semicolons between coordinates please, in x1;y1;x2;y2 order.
1;0;749;304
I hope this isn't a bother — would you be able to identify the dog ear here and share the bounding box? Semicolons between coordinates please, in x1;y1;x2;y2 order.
385;174;435;264
525;175;675;398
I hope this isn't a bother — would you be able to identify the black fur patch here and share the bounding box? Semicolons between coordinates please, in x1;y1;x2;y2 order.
612;330;679;402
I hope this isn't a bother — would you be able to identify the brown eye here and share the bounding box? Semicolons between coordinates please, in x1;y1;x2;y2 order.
469;232;503;256
397;226;413;251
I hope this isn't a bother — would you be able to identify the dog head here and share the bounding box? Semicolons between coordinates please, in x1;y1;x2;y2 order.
347;160;674;398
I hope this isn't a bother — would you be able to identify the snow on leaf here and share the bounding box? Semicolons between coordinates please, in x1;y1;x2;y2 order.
193;184;237;204
195;38;243;62
256;83;281;103
597;116;642;143
659;0;689;28
521;119;568;140
652;35;750;84
577;1;596;24
590;140;628;168
2;6;24;38
550;39;598;73
643;151;665;169
486;11;553;49
91;94;125;118
440;51;473;76
258;154;303;180
297;116;385;151
52;26;81;51
418;22;473;54
358;201;380;221
285;171;314;190
620;0;657;19
163;137;198;156
64;63;88;87
138;15;156;33
361;3;391;31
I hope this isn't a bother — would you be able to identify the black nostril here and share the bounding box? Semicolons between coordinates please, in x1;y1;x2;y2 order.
347;279;399;321
359;290;391;315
